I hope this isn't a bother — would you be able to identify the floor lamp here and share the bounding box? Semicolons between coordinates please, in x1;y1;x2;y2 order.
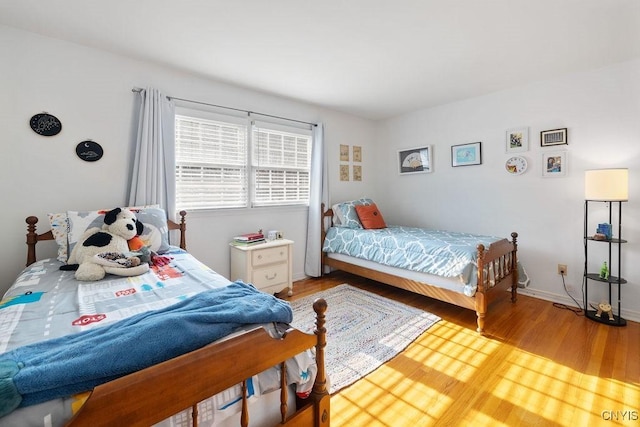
584;168;629;326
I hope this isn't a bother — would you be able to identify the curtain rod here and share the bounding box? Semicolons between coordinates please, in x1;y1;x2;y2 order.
132;87;317;127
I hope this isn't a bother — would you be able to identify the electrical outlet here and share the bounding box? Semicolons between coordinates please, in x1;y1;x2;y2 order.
558;264;567;275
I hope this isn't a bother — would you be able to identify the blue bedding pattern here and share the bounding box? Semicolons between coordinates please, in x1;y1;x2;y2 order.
323;226;503;289
0;282;293;416
0;249;316;426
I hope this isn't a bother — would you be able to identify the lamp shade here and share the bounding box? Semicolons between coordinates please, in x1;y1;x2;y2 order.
584;168;629;201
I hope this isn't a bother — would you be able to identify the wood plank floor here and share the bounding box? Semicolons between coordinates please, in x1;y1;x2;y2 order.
285;272;640;427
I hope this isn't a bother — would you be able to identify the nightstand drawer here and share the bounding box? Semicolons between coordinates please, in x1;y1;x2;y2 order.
252;246;288;267
251;263;288;288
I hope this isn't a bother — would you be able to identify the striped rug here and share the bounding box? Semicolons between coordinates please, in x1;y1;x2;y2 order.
289;284;440;394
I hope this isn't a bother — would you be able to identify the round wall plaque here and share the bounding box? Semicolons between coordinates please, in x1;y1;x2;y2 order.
29;113;62;136
76;140;104;162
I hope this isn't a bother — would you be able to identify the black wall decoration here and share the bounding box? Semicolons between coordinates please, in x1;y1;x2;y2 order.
29;113;62;136
76;140;104;162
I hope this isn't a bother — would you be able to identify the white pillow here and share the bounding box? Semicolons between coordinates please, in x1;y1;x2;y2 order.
47;212;70;262
331;203;344;226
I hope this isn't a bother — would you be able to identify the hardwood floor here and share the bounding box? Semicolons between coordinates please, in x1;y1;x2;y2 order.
286;272;640;427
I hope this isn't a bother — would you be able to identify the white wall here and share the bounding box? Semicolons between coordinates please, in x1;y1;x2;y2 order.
0;25;376;294
3;24;638;323
375;59;640;321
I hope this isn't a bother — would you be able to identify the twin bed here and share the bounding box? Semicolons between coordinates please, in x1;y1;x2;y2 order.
1;209;329;427
1;197;519;425
320;199;520;333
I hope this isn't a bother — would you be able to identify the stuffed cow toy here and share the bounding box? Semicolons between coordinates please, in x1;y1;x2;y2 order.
63;208;150;281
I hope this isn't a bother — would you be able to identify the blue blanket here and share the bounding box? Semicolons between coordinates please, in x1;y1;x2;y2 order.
0;281;293;417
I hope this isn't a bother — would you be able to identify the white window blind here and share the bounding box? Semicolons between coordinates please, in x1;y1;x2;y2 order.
252;122;311;207
175;114;248;209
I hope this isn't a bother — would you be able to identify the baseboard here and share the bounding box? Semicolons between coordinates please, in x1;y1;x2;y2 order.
293;272;308;283
518;287;640;324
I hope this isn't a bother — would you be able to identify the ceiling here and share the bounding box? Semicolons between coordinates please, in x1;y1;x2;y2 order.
2;1;639;120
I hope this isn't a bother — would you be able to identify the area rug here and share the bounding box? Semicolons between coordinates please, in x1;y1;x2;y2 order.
289;284;440;394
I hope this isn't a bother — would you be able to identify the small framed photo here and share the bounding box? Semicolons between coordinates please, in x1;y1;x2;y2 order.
340;164;349;181
451;142;482;167
398;145;432;174
506;127;529;153
541;128;567;147
353;165;362;181
353;145;362;162
542;151;567;177
340;144;349;161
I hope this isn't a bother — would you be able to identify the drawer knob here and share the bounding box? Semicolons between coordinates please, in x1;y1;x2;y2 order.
265;272;277;280
257;255;262;259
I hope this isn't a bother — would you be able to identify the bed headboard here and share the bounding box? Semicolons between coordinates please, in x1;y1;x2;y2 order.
25;210;187;267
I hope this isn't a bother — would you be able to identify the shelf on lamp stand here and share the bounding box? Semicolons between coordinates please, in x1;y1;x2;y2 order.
583;200;627;327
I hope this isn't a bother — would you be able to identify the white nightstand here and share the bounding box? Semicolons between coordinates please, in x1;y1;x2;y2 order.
229;239;294;296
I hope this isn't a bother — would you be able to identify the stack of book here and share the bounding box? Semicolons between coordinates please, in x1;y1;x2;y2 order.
232;231;265;246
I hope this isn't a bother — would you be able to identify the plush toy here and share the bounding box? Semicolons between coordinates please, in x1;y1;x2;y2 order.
127;235;152;265
63;208;150;281
127;235;146;251
595;302;615;322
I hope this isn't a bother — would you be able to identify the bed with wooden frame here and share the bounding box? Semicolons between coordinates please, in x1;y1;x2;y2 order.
320;204;518;334
2;211;330;427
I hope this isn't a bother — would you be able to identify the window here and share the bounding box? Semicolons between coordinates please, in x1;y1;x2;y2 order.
252;122;311;207
175;110;311;210
175;114;248;209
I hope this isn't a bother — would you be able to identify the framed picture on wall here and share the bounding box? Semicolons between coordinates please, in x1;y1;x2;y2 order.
353;165;362;181
340;144;349;161
340;164;350;181
451;142;482;167
540;128;567;147
398;145;432;174
542;151;568;177
506;127;529;153
353;145;362;162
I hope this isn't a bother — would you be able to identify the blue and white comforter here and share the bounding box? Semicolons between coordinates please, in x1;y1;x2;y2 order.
323;226;504;289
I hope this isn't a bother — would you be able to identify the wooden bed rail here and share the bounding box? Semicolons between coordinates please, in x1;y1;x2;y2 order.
26;210;188;266
66;299;329;427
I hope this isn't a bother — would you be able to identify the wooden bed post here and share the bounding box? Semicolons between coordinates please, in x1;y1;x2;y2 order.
311;298;330;427
475;244;487;334
170;210;188;250
26;216;39;267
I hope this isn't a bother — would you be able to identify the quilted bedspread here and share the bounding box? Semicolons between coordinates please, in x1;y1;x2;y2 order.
323;226;503;286
0;249;316;426
0;282;293;416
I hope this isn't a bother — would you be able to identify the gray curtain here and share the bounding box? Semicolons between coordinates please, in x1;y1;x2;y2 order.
128;87;176;220
304;123;328;277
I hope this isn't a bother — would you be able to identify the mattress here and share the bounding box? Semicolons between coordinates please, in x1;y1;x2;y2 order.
326;252;469;294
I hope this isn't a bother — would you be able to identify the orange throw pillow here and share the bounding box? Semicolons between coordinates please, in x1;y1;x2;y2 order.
355;204;387;229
